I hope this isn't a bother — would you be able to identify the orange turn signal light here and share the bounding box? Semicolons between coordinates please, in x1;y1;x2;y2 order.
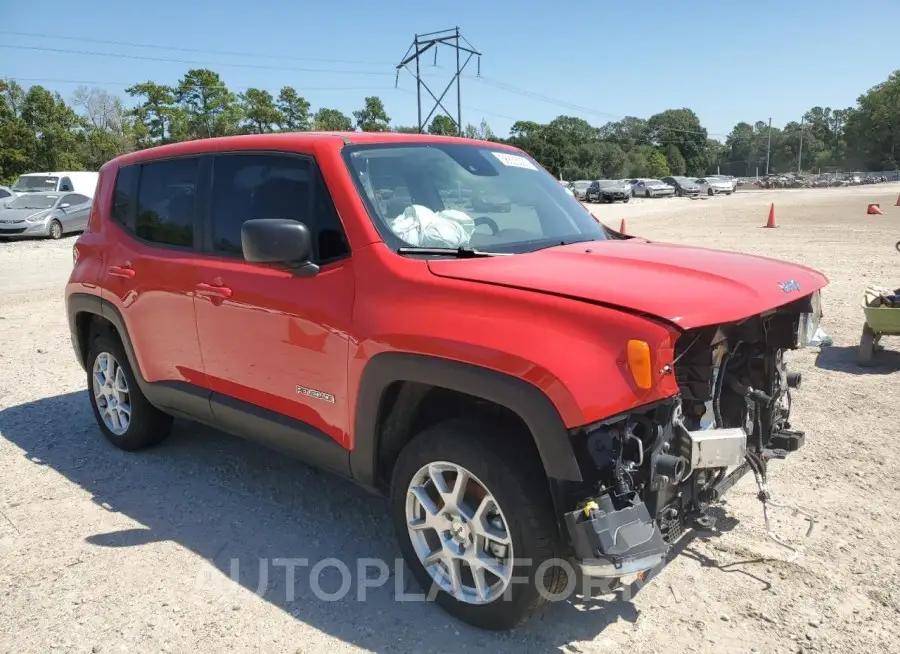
626;340;653;390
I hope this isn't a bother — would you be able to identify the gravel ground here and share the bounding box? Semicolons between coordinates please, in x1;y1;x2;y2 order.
2;184;900;654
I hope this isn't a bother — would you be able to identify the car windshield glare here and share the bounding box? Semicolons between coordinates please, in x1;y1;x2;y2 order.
6;194;58;210
342;143;608;253
12;176;59;192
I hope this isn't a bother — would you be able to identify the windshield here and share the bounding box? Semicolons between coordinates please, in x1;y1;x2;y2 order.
342;143;608;253
12;175;59;192
597;180;622;188
573;181;591;190
646;179;664;185
6;194;58;210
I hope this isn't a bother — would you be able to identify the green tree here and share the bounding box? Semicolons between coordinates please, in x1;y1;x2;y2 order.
20;85;82;171
646;149;671;177
175;69;242;139
463;119;494;140
239;88;282;133
648;109;709;174
393;125;421;133
313;107;353;131
844;71;900;170
664;144;686;175
276;87;311;131
352;96;390;132
0;80;36;183
428;115;458;136
125;81;177;145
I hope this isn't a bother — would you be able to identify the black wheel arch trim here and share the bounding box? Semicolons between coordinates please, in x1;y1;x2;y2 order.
349;352;584;488
67;292;215;423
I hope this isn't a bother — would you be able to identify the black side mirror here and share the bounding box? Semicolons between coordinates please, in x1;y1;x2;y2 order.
241;219;319;277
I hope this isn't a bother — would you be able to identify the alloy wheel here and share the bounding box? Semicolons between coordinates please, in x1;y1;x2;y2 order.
405;461;514;604
92;351;132;435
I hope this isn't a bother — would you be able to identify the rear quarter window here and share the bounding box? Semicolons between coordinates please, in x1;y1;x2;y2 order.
111;165;139;229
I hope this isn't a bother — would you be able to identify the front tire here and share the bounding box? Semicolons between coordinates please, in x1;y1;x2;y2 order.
390;419;566;630
87;330;173;450
49;220;63;239
708;188;714;196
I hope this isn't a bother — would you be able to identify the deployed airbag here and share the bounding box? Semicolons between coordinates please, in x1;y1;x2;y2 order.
389;204;475;248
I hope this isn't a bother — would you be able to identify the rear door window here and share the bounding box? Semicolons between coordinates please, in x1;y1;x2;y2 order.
135;158;199;247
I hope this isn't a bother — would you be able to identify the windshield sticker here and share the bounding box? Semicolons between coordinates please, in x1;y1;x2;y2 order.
490;152;538;171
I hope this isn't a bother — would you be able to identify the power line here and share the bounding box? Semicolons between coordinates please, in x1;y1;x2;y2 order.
0;30;395;66
4;76;397;94
0;44;394;77
4;35;732;138
454;74;731;138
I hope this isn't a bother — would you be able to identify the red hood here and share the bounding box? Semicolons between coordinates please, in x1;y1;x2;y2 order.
427;240;829;329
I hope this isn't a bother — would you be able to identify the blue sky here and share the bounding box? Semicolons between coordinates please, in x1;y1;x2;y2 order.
3;0;899;140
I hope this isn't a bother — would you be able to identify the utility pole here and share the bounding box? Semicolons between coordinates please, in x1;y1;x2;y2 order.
765;117;772;175
797;117;804;173
396;28;481;135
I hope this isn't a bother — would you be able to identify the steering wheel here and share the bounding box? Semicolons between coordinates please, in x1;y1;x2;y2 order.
473;216;500;236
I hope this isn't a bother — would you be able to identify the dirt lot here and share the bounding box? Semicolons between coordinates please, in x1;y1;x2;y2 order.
2;184;900;654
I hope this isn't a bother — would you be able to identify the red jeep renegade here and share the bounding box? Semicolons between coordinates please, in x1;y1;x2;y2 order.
66;132;827;629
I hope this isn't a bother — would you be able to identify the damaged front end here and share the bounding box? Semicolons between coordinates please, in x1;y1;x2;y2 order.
562;290;822;579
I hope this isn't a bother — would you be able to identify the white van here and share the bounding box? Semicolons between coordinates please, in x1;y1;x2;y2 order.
11;171;99;197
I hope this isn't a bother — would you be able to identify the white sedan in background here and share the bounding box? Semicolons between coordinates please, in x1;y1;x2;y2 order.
629;178;676;198
695;177;734;196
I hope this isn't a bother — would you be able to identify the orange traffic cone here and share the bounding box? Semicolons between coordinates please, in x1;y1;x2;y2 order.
895;193;900;207
867;203;883;215
619;218;626;234
764;203;777;228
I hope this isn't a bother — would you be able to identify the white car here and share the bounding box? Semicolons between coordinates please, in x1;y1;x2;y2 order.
11;171;99;197
629;178;675;198
695;177;733;196
706;174;738;192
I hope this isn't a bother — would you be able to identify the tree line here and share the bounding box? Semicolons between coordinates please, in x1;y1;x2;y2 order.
2;67;898;185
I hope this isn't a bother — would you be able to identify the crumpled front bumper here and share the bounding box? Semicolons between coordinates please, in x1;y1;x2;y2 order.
562;399;807;579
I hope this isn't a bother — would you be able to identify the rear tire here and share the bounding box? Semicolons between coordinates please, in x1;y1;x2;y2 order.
390;418;567;630
708;188;714;196
86;330;173;450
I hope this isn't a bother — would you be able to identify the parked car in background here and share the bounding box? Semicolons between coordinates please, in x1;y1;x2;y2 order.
571;180;592;200
0;191;92;239
587;179;631;203
705;174;737;192
662;176;702;197
695;177;733;196
629;178;675;198
472;191;512;213
11;171;99;197
0;186;16;207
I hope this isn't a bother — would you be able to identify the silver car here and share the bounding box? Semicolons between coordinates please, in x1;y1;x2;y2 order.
0;192;92;240
0;186;16;207
571;180;592;200
630;178;676;198
695;177;733;196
